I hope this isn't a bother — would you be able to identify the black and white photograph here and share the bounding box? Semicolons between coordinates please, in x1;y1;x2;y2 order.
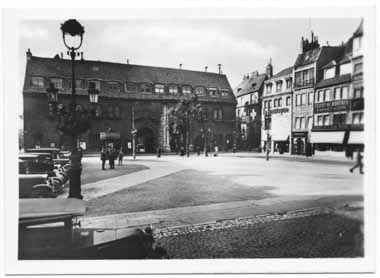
1;2;378;276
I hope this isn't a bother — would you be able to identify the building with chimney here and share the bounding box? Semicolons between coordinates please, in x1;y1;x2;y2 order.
310;20;364;154
234;60;272;150
262;65;293;154
22;50;237;152
292;32;344;155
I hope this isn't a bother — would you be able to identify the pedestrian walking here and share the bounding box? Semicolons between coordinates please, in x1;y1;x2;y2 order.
156;146;161;158
118;147;124;166
350;149;364;174
266;141;270;161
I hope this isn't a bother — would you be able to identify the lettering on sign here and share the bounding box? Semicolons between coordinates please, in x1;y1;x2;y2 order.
314;100;349;113
269;108;289;114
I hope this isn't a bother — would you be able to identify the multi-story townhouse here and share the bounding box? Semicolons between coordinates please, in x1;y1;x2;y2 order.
261;66;293;154
292;32;343;155
234;61;272;150
311;20;364;154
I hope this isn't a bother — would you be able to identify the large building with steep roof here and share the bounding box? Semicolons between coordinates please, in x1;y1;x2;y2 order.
22;51;237;152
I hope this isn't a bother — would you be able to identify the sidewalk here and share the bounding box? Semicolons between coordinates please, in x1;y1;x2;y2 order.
221;151;354;164
59;158;185;201
79;195;363;230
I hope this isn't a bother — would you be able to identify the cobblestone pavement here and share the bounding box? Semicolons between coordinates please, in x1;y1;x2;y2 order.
155;209;363;258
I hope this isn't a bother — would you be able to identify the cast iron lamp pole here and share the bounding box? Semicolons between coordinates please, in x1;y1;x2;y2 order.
61;19;85;199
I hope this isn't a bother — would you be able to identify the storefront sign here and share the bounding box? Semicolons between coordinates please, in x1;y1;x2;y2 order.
292;131;308;137
269;108;289;114
314;100;349;113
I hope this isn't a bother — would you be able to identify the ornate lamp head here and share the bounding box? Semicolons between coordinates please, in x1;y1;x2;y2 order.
61;19;85;50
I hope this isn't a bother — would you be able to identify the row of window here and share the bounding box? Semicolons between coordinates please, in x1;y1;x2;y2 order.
315;86;363;103
52;103;225;121
295;116;313;130
263;96;291;109
294;112;364;130
31;76;230;97
314;112;364;126
265;78;292;94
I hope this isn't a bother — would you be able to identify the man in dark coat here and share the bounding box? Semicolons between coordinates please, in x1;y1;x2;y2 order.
101;148;106;170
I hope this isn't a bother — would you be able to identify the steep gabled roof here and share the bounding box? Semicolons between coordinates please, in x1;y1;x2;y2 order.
25;56;233;91
294;48;321;68
353;19;363;37
235;73;267;97
271;66;293;79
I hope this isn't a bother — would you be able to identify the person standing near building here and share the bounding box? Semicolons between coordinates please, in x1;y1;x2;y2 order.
118;147;124;166
156;145;161;158
266;140;270;161
100;148;106;170
350;149;364;174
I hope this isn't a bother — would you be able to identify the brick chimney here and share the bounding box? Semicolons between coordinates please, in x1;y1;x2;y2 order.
266;58;273;78
26;48;32;61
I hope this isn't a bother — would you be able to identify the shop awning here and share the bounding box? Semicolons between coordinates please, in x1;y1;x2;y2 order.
310;131;345;144
348;131;364;144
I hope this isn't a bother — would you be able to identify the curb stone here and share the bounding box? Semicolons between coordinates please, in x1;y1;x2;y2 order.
153;207;333;239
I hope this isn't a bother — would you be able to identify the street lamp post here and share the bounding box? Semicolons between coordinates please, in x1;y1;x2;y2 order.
264;110;271;161
60;19;85;199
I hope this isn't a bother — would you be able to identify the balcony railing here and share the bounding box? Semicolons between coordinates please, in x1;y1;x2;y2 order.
294;78;314;89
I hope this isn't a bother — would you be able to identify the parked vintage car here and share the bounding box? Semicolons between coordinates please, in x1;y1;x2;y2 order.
18;174;55;198
19;153;54;175
26;148;70;167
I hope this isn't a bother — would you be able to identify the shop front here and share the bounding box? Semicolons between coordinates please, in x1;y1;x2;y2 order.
291;131;309;155
310;130;346;152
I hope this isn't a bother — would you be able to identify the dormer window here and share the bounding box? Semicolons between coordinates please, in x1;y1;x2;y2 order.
195;87;205;95
169;85;178;94
154;84;165;94
220;89;229;97
208;87;218;97
31;77;44;88
88;80;101;90
108;82;120;93
50;78;63;89
324;67;335;79
140;83;152;93
182;86;192;94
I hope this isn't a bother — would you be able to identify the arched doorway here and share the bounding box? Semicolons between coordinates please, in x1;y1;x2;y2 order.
137;127;155;153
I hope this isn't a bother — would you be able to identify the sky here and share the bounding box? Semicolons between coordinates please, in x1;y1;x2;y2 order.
19;18;361;90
